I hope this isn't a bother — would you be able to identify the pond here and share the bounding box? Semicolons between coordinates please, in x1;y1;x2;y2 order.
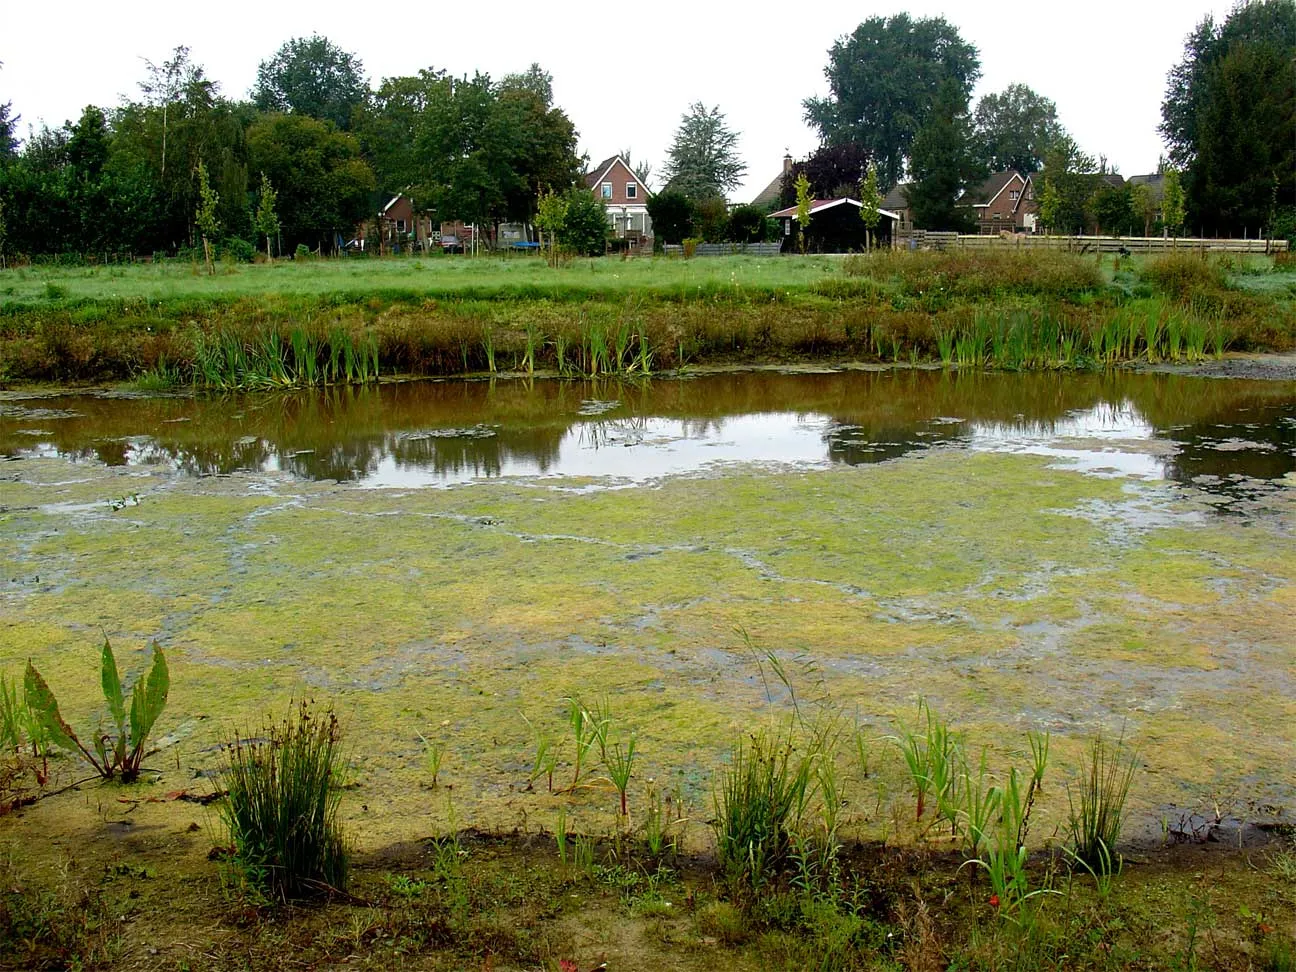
3;368;1294;502
2;367;1295;844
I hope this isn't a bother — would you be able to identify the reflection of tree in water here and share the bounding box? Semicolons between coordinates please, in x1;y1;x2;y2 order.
1159;403;1296;506
388;426;563;479
2;371;1292;492
577;416;650;450
825;419;964;465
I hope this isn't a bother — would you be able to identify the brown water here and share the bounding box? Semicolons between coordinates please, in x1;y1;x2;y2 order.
2;368;1294;505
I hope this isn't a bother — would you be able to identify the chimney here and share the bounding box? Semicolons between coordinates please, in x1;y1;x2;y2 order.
783;153;793;174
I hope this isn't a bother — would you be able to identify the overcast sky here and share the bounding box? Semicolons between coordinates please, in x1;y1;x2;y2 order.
3;0;1233;201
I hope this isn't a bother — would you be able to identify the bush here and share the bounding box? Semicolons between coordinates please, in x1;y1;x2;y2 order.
1142;253;1228;300
728;205;771;243
217;237;256;262
294;243;313;260
219;702;349;900
645;189;695;245
557;189;609;257
696;197;729;242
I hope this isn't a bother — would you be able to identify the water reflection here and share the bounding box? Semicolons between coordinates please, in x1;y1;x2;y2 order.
2;371;1293;505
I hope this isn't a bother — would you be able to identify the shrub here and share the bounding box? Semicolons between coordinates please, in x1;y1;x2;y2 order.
218;237;256;263
219;702;349;900
727;204;771;243
1142;253;1227;300
294;243;313;260
24;639;169;783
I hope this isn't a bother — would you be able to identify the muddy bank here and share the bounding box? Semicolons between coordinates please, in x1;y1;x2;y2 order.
1135;352;1296;382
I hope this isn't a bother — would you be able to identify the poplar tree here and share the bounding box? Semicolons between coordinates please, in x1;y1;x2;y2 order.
795;172;813;253
254;172;280;260
194;160;221;274
859;163;881;250
1162;168;1186;239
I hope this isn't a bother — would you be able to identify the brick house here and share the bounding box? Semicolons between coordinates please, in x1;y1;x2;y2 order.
584;155;653;247
351;193;436;252
965;171;1038;234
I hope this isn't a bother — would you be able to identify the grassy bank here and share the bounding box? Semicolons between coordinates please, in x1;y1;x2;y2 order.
6;810;1296;971
1;251;1293;385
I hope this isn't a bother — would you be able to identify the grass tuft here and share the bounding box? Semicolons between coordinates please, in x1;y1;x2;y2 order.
219;701;350;900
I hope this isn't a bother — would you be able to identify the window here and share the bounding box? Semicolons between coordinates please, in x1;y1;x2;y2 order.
1009;191;1020;201
601;182;612;199
396;219;407;233
626;183;637;199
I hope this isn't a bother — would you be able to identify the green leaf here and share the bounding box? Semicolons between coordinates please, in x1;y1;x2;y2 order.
23;661;81;755
128;643;169;752
101;637;126;737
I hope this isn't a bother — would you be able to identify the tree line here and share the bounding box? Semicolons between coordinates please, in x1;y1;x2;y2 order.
777;2;1294;238
0;39;584;259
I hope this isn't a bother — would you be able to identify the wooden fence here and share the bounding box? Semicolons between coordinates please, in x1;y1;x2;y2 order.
895;232;1289;254
662;242;784;258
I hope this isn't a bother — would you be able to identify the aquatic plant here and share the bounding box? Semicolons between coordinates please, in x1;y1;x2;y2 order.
219;701;349;900
713;728;813;892
418;732;446;786
604;733;637;819
24;639;169;784
1066;733;1138;875
893;699;960;824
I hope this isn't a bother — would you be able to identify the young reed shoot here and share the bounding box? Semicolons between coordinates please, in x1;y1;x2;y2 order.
418;732;446;786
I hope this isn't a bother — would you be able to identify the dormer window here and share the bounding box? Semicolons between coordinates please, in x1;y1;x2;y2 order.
601;182;612;199
626;183;637;199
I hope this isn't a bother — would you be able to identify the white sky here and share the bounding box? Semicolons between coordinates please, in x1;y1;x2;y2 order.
2;0;1232;202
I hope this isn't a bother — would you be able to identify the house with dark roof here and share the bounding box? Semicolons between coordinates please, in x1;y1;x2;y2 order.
768;198;900;252
881;184;915;229
584;155;653;247
751;154;794;211
964;171;1038;235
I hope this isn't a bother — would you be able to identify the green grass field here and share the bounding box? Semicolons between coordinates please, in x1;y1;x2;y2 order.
0;253;853;304
1;251;1292;385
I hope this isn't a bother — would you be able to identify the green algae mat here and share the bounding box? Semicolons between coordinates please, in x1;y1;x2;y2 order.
2;369;1294;847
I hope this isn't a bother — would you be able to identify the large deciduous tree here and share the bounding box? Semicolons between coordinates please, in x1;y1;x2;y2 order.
803;14;980;190
360;66;580;230
905;80;984;232
1160;0;1296;235
246;113;375;252
1036;136;1102;235
778;142;871;208
253;35;369;131
662;103;745;200
973;83;1065;174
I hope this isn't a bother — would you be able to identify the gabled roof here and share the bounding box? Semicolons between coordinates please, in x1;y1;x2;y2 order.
769;197;900;221
966;171;1027;209
751;170;786;210
583;155;652;195
881;184;912;210
1128;173;1165;202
